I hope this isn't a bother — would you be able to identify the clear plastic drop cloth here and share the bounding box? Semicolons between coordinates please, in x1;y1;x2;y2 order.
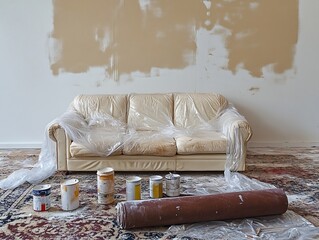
0;97;291;193
64;110;128;157
0;119;57;189
209;104;275;192
0;107;134;190
166;210;319;240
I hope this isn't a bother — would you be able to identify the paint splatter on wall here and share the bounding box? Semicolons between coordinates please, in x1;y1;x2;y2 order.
49;0;298;80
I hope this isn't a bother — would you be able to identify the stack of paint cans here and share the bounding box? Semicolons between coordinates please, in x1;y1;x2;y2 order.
97;167;115;204
165;173;181;197
149;175;163;198
126;176;141;200
32;184;51;211
61;179;80;211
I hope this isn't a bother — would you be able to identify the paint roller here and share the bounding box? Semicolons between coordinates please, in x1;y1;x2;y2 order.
117;188;288;229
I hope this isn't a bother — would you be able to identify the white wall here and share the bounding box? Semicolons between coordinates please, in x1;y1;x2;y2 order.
0;0;319;148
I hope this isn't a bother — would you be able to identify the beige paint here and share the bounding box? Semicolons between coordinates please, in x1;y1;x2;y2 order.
212;0;299;77
50;0;298;79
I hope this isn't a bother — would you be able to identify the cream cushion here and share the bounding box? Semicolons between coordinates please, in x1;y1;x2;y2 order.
70;131;123;157
70;142;122;157
176;131;227;154
123;131;176;156
72;94;127;130
69;94;127;157
127;93;173;131
174;93;228;129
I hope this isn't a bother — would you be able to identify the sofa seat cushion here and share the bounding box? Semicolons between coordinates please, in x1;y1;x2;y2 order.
123;131;176;156
70;132;123;157
176;131;227;154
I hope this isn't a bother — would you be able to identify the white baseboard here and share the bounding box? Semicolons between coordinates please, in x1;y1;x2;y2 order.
0;142;42;149
248;141;319;148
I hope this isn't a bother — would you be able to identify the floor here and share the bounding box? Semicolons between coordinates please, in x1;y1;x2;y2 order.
1;146;319;239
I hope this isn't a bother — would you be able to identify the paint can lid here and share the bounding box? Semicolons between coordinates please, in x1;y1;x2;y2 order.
126;176;141;183
97;167;114;176
61;178;79;186
165;173;180;180
32;184;51;196
150;175;163;181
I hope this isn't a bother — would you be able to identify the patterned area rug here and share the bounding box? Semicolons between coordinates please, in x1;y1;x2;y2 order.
0;147;319;239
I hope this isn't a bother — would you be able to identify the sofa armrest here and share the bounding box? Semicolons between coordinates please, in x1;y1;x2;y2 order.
218;106;252;143
48;124;71;171
48;123;60;142
226;120;252;143
217;106;252;171
47;110;89;171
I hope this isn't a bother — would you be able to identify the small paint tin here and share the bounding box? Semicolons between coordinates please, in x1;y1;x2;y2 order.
61;179;80;211
165;173;180;197
149;175;163;198
97;167;115;204
126;176;141;201
32;184;51;211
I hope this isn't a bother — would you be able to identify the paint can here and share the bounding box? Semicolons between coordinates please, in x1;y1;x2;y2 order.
32;184;51;211
126;176;141;201
165;173;181;197
61;179;80;211
149;175;163;198
97;167;115;204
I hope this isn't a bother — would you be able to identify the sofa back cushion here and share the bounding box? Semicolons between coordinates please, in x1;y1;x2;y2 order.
127;93;173;131
174;93;228;129
71;94;127;128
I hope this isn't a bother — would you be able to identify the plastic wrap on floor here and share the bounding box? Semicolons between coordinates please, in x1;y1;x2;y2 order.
171;173;319;239
165;210;319;240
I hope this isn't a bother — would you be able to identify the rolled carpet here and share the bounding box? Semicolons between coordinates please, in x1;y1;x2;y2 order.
117;188;288;229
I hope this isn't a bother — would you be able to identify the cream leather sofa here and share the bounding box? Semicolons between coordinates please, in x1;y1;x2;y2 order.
49;93;252;172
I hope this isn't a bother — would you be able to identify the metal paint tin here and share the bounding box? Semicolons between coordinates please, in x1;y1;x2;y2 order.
149;175;163;198
32;184;51;211
165;173;181;197
126;176;141;201
97;167;115;204
61;179;80;211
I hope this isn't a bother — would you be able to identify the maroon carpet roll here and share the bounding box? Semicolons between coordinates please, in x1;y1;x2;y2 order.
117;188;288;229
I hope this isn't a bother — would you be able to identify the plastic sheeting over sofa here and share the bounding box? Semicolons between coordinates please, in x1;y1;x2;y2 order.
1;93;251;189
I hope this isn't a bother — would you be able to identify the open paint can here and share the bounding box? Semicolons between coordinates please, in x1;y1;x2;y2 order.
149;175;163;198
97;167;115;204
165;173;181;197
61;179;80;211
126;176;141;201
32;184;51;211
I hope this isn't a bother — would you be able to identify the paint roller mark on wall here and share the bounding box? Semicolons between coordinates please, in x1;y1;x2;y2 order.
49;0;298;80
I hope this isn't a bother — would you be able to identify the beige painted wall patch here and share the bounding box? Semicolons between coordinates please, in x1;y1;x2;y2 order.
49;0;298;80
